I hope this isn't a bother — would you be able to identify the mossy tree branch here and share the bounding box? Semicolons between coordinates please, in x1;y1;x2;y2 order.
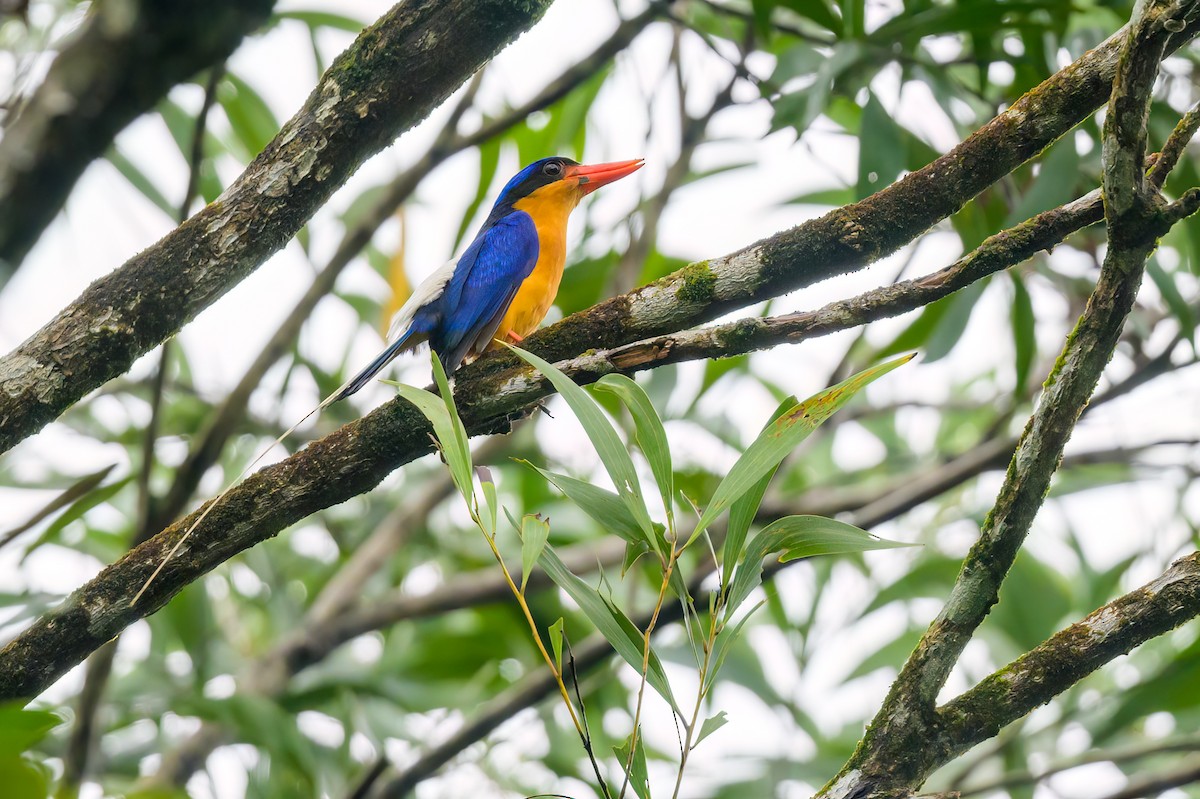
0;0;557;455
3;11;1199;457
815;3;1200;797
0;145;1185;703
0;0;275;281
934;552;1200;772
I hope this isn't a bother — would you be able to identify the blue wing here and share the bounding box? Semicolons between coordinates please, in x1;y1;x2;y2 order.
432;210;539;372
330;211;537;402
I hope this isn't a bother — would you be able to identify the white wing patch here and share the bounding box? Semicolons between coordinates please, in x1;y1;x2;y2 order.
386;257;458;342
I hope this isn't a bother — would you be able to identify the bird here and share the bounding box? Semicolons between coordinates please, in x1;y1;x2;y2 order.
133;155;644;603
333;155;644;401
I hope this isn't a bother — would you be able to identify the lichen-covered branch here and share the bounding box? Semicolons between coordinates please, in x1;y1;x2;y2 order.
4;10;1199;457
936;552;1200;768
815;3;1200;797
0;0;556;455
0;0;275;280
0;157;1180;703
455;12;1200;386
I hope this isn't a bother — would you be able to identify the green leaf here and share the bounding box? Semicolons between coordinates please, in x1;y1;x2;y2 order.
1010;272;1036;394
105;148;176;219
779;0;842;33
856;92;906;199
594;374;674;524
520;462;645;545
1147;257;1195;344
705;603;760;694
876;283;986;363
388;355;472;500
696;711;729;746
537;545;680;713
614;730;652;799
518;514;550;594
0;756;48;799
622;540;651;576
508;347;656;546
0;703;61;755
429;349;472;471
218;72;280;157
694;354;915;542
21;476;134;561
0;464;115;546
722;398;795;591
477;466;498;535
274;9;366;32
548;617;565;672
726;516;912;618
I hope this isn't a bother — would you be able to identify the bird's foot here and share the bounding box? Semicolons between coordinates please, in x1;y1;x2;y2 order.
505;330;525;343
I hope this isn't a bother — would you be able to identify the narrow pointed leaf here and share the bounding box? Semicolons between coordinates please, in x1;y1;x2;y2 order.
722;397;795;589
725;515;912;618
595;374;674;521
391;374;472;501
693;354;915;543
538;545;680;713
429;351;473;485
0;464;115;548
549;618;565;672
614;730;652;799
476;466;497;535
518;514;550;594
508;346;655;541
519;461;645;545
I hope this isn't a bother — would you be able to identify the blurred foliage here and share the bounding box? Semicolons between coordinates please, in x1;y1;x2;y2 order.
2;0;1200;798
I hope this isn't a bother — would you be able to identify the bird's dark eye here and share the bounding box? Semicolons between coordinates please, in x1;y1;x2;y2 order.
542;161;562;177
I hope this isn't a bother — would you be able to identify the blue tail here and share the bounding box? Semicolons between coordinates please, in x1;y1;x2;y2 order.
332;327;418;403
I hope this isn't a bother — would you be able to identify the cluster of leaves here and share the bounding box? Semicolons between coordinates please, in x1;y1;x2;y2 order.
393;348;912;798
2;1;1200;798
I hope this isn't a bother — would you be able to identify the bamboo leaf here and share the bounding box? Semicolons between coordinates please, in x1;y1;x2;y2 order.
508;347;656;546
1011;272;1036;394
722;397;795;590
548;618;565;672
695;711;729;746
594;373;674;524
389;356;473;501
519;461;645;545
518;513;550;594
476;466;497;536
693;354;915;543
614;729;652;799
538;545;680;713
725;515;912;617
105;149;176;219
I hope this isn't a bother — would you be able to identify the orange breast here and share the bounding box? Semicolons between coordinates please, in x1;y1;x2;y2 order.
492;186;576;347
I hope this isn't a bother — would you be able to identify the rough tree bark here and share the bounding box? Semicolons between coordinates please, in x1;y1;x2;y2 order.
0;0;276;280
3;5;1200;701
0;0;556;455
3;14;1200;457
816;1;1200;796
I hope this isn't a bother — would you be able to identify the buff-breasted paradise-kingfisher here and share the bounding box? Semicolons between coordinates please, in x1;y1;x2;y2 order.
133;156;643;601
333;155;644;401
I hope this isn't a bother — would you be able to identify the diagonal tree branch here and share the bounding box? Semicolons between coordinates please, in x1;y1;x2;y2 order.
0;0;275;281
147;0;657;524
815;3;1200;796
2;147;1194;703
935;552;1200;771
0;0;559;455
3;11;1199;456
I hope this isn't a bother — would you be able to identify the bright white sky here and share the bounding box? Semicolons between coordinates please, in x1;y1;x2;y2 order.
2;1;1199;798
